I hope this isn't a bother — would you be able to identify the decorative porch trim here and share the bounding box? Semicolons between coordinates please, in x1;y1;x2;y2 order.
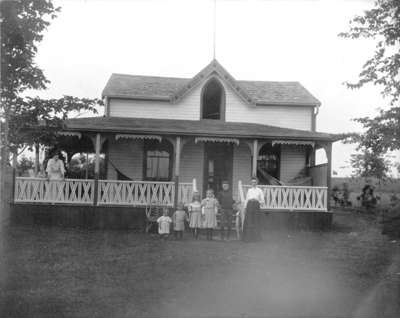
58;131;81;139
272;140;315;147
195;137;240;145
115;134;162;142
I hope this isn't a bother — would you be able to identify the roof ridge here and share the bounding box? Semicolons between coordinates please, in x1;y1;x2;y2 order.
238;80;301;84
110;73;303;84
111;73;190;80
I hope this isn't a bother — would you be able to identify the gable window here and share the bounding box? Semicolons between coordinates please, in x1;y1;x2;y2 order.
201;78;225;120
144;140;173;181
257;143;280;184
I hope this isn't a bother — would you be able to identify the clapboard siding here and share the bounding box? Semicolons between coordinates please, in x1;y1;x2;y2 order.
108;74;313;131
109;83;202;120
279;145;307;183
223;81;313;130
107;138;143;180
232;143;251;200
180;141;204;196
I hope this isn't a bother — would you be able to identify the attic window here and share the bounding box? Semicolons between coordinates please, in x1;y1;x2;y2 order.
201;78;225;120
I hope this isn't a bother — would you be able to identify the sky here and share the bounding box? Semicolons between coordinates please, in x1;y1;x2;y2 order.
30;0;399;177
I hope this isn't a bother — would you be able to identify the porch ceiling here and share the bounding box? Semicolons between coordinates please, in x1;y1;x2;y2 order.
64;117;340;142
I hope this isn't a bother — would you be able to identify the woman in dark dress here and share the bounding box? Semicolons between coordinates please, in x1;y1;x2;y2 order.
242;177;265;242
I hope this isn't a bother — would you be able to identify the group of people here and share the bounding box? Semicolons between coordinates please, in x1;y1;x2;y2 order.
156;177;265;242
332;183;351;208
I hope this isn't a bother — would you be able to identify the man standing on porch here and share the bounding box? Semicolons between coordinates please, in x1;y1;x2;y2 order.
217;181;235;240
243;177;264;242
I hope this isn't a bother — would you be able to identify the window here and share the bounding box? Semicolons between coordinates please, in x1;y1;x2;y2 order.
144;140;173;181
201;78;225;120
257;143;280;183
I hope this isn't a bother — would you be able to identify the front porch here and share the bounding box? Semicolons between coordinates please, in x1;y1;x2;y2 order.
11;117;337;229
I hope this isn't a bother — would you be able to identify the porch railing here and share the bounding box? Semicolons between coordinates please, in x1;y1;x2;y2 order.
14;177;196;207
14;177;95;204
98;180;175;206
238;180;328;211
178;179;197;206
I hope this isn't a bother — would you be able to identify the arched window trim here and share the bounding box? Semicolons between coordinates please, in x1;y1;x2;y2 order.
200;76;226;121
143;139;173;181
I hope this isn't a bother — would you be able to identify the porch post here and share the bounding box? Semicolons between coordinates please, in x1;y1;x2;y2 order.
93;133;101;206
324;143;332;211
11;151;17;204
174;136;181;209
252;139;258;177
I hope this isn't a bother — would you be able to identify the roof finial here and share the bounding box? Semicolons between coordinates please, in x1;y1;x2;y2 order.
213;0;216;60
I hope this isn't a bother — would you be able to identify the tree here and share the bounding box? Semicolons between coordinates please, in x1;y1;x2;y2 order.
8;96;100;153
16;155;34;176
1;1;102;157
0;0;59;97
350;148;390;179
1;0;60;178
339;0;400;153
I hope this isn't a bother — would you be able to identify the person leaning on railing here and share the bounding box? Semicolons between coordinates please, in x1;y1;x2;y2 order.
46;152;65;180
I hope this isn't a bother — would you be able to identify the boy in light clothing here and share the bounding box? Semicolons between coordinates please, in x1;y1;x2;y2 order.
157;208;172;240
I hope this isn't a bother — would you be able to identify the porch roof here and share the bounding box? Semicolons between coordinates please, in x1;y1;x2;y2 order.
64;117;339;142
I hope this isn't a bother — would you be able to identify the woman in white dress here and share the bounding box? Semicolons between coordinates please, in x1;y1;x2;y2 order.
46;153;66;201
46;153;65;180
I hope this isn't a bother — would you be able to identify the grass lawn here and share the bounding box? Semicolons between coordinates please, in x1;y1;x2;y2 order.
0;212;399;318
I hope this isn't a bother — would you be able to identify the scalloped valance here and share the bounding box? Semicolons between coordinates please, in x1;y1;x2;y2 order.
115;134;162;142
58;131;82;139
195;137;240;145
272;140;314;147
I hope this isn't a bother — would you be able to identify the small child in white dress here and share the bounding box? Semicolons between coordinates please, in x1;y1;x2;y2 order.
188;192;202;239
201;189;219;240
157;208;172;240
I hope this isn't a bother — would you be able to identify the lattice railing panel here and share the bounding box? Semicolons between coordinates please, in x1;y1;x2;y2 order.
14;178;94;204
240;183;328;211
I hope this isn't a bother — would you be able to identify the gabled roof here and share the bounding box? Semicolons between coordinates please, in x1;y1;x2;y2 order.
64;117;338;142
102;59;321;107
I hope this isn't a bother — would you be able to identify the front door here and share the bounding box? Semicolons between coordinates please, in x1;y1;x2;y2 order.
203;143;233;195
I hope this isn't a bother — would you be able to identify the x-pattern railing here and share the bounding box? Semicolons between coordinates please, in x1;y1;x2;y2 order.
239;182;327;211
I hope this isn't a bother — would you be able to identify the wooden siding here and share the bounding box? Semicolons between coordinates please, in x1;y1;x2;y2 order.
107;138;143;180
108;74;313;131
109;83;202;120
180;141;203;196
232;143;251;200
223;81;313;130
279;145;307;183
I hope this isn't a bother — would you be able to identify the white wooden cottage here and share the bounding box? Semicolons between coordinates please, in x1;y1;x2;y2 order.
14;60;338;222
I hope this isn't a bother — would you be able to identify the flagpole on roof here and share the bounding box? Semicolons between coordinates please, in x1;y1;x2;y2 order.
213;0;216;60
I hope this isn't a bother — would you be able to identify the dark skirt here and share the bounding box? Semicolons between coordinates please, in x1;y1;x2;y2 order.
242;200;262;242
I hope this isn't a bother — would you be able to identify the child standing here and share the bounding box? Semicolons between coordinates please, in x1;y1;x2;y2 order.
172;202;188;240
188;191;202;239
157;208;172;240
201;189;219;240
